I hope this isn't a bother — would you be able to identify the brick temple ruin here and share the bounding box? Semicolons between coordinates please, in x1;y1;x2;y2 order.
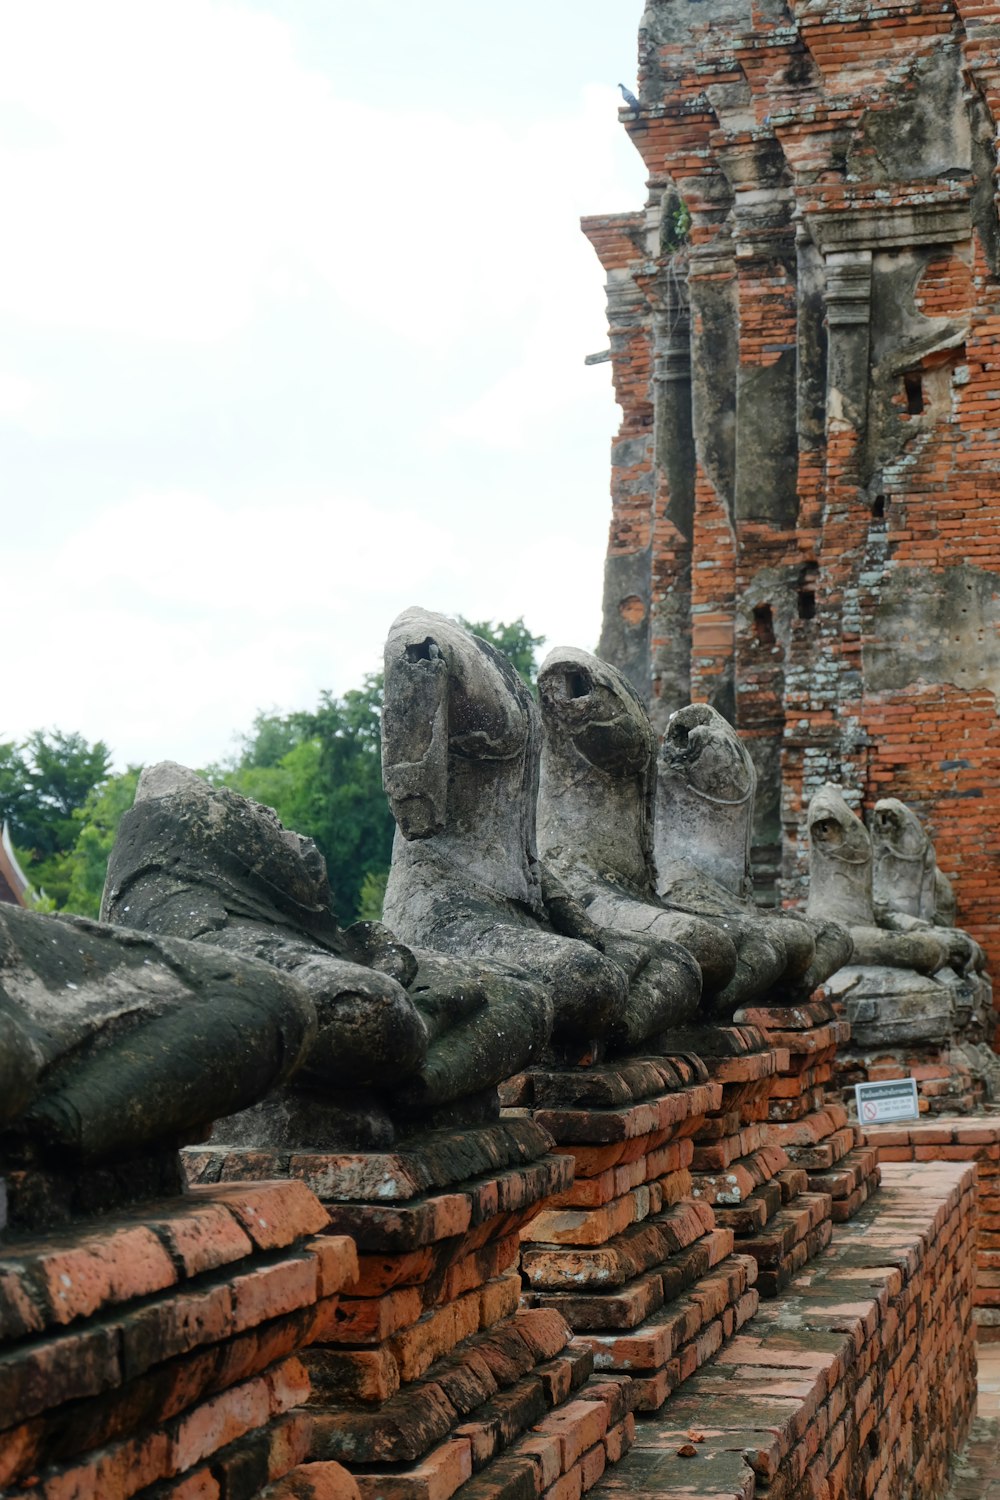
3;1;1000;1497
584;0;1000;971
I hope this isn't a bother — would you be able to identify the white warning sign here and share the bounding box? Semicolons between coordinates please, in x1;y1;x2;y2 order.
855;1078;920;1125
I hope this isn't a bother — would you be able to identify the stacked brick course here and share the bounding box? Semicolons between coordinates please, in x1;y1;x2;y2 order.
187;1122;635;1500
589;1160;977;1499
0;1180;360;1500
587;0;1000;959
736;999;882;1220
504;1053;761;1410
687;1033;836;1296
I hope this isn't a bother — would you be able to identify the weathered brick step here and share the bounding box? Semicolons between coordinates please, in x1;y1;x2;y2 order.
501;1056;710;1111
309;1306;576;1465
573;1255;759;1410
186;1120;554;1203
533;1083;720;1145
7;1357;313;1500
733;1000;839;1033
0;1180;333;1342
691;1142;791;1206
322;1157;573;1254
521;1199;718;1291
808;1145;880;1200
306;1269;524;1403
526;1229;736;1333
781;1126;857;1171
526;1165;698;1248
334;1362;635;1500
755;1219;834;1297
734;1193;832;1272
713;1181;783;1236
543;1140;693;1210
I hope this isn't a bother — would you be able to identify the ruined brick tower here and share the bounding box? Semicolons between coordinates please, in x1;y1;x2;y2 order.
585;0;1000;967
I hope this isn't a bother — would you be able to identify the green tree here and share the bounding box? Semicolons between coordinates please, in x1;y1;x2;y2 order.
60;767;142;917
457;616;544;689
0;730;113;906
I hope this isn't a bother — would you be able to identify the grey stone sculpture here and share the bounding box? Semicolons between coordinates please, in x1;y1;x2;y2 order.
381;608;696;1058
869;797;997;1089
653;705;852;1010
0;903;314;1223
536;646;737;1013
806;784;954;1045
105;763;551;1143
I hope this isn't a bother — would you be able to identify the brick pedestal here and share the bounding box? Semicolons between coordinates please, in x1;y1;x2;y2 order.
0;1180;360;1499
187;1121;635;1500
686;1029;835;1297
735;1000;882;1225
503;1054;759;1411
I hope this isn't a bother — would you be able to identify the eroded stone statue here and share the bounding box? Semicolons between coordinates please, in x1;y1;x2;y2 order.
653;705;851;1011
869;796;997;1088
536;646;737;1019
105;763;551;1142
381;608;693;1058
806;784;954;1045
0;902;314;1221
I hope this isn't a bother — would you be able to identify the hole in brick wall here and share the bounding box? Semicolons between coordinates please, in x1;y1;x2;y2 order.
797;563;818;620
753;603;775;645
903;371;924;415
871;494;886;519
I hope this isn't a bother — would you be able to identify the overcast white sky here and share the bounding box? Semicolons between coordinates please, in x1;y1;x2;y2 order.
1;1;646;770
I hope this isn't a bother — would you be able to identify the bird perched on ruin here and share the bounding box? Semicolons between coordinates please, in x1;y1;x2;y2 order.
618;83;640;111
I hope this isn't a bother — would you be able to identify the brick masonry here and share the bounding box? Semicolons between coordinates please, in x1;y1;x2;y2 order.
589;1160;977;1499
586;0;1000;954
0;1179;360;1499
867;1112;1000;1339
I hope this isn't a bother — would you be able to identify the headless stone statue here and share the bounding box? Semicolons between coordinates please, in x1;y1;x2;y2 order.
105;763;551;1143
871;798;985;974
806;784;954;1046
0;903;314;1225
536;646;737;1021
869;796;997;1090
381;608;646;1059
653;705;851;1011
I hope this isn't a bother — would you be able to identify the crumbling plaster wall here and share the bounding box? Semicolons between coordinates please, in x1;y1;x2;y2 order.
584;0;1000;960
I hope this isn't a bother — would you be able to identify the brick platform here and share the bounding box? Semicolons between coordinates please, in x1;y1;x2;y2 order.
688;1030;838;1297
867;1112;1000;1341
590;1160;977;1499
736;1000;882;1227
505;1054;760;1410
0;1180;360;1498
188;1121;636;1500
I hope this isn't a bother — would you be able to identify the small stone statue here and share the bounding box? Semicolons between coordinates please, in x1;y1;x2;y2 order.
805;784;954;1048
0;902;314;1222
806;786;950;973
382;608;681;1059
871;798;986;975
654;705;851;1010
105;763;551;1143
536;646;737;1016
